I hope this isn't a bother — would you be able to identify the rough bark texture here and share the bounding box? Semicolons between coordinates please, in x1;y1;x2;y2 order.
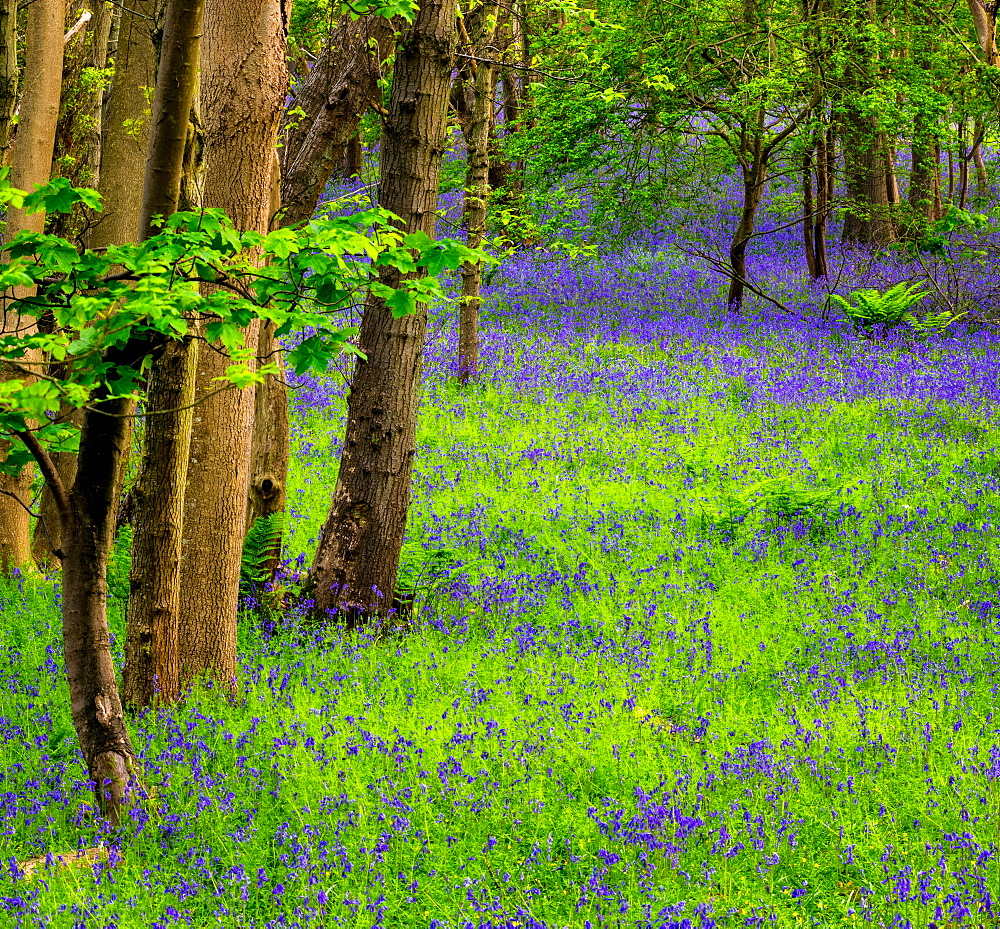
279;13;397;226
967;0;998;66
60;396;138;827
0;0;66;573
123;338;196;707
726;156;767;310
178;0;287;691
247;322;289;535
306;0;458;626
0;0;16;154
92;0;156;248
458;2;499;383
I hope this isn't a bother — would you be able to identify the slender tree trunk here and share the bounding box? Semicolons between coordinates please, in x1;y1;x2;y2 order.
306;0;458;626
178;0;287;692
91;0;157;247
802;146;817;279
726;145;767;310
813;126;829;278
909;108;942;223
139;0;204;234
458;1;499;383
32;408;83;570
957;119;970;209
279;13;397;226
59;395;138;826
0;0;66;573
0;0;17;155
971;119;988;196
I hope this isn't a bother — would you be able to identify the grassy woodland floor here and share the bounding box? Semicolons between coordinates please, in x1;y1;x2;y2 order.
2;234;1000;928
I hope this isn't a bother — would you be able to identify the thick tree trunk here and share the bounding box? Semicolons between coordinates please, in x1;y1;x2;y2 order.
279;13;397;226
122;338;195;708
812;126;830;278
0;0;16;154
839;103;895;246
458;1;499;383
178;0;287;691
0;0;66;573
306;0;458;626
967;0;998;66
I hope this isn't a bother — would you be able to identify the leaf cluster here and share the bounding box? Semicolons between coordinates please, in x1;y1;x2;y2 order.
0;173;478;472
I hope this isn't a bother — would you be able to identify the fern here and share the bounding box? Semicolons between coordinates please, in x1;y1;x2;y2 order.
240;513;284;594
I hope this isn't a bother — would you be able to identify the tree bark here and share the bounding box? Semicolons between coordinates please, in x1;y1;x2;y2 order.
726;153;767;310
967;0;998;66
178;0;287;692
59;396;138;827
0;0;17;155
306;0;458;626
802;147;816;279
909;109;942;223
0;0;66;573
458;1;499;383
92;0;157;247
139;0;204;234
122;338;195;708
279;13;397;226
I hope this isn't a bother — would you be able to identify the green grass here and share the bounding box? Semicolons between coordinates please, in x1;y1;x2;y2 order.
0;320;999;928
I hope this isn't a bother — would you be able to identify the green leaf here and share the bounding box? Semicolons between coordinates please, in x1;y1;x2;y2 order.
386;288;417;318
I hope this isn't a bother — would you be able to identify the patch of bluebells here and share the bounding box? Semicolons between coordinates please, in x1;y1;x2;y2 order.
2;178;1000;926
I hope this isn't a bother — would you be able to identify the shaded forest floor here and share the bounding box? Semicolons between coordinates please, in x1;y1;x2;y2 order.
2;214;1000;927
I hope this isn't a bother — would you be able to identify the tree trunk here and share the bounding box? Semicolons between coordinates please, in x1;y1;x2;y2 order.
178;0;287;692
839;103;895;246
306;0;458;626
32;408;83;570
0;0;17;154
0;0;66;573
139;0;204;234
802;146;817;279
812;125;829;278
458;1;499;383
726;144;767;310
279;13;397;226
966;0;998;66
971;119;988;197
90;0;157;247
909;109;942;223
59;396;138;827
122;338;195;708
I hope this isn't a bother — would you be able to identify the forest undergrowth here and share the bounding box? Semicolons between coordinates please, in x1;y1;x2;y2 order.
1;192;1000;928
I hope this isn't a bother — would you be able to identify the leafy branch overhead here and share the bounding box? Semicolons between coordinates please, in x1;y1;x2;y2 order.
0;173;479;474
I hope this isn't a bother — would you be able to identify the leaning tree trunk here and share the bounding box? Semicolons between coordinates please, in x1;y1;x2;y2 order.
279;12;397;226
306;0;458;626
178;0;287;693
0;0;65;574
458;1;499;383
